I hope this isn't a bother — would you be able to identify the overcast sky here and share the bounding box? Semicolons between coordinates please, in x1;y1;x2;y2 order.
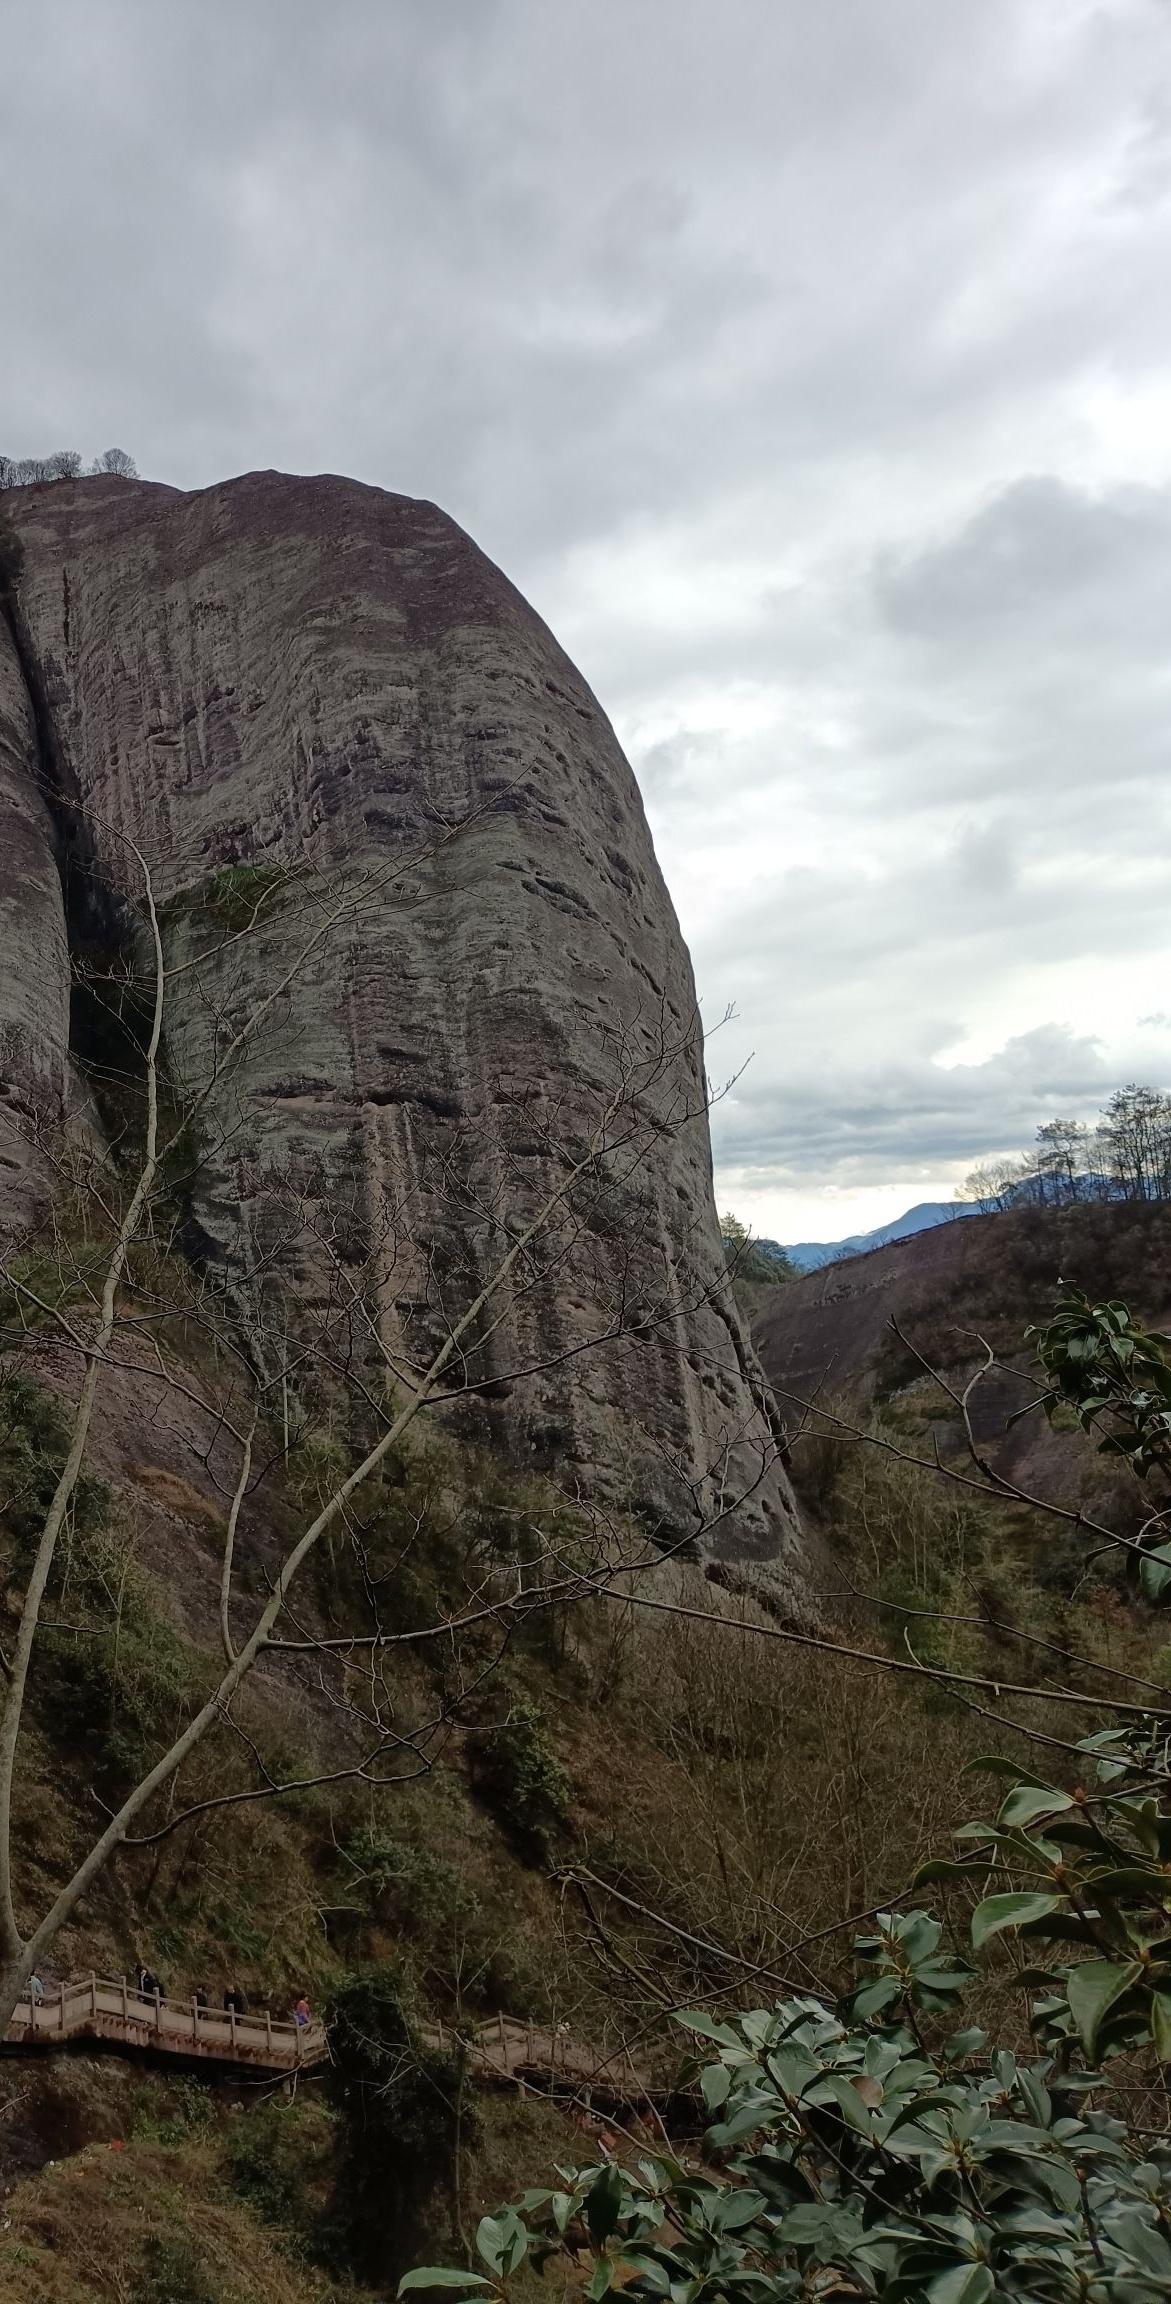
4;0;1171;1243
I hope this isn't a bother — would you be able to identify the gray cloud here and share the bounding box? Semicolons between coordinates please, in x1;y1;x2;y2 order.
718;1025;1115;1182
4;0;1171;1231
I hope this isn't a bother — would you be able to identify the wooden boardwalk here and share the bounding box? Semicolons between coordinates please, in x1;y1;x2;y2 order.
431;2014;665;2107
2;1977;327;2072
0;1983;669;2108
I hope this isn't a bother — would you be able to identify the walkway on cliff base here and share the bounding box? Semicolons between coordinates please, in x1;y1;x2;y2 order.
3;1977;328;2072
2;1980;665;2103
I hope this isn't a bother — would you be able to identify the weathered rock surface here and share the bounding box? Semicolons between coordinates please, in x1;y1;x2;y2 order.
0;473;802;1595
0;612;69;1224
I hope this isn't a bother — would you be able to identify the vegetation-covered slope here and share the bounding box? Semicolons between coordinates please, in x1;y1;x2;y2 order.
4;1210;1171;2296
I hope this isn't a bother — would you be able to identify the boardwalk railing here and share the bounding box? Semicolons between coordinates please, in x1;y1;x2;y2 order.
3;1976;327;2070
1;1981;662;2102
430;2013;656;2101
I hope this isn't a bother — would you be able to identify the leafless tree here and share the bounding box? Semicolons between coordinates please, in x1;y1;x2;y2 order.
1097;1083;1171;1204
0;813;772;2027
0;451;83;489
87;448;138;479
958;1086;1171;1212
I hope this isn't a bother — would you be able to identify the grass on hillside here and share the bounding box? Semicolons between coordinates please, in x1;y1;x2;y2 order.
1;1253;1168;2294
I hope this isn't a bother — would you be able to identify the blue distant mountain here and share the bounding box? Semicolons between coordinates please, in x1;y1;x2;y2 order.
761;1199;982;1274
761;1173;1125;1274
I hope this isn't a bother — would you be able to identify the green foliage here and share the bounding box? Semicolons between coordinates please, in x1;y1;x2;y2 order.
720;1211;795;1286
833;1413;1003;1637
339;1824;479;1937
473;1699;571;1865
409;1876;1171;2302
0;1371;209;1790
845;1906;973;2023
1031;1288;1171;1480
1031;1287;1171;1599
0;1371;108;1555
324;1967;471;2282
408;1292;1171;2302
134;2233;219;2304
227;2101;308;2229
202;863;287;932
132;2076;216;2148
919;1726;1171;2064
0;1241;92;1341
300;1445;466;1639
39;1592;206;1792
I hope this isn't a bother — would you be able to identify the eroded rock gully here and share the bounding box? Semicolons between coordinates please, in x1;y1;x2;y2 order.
0;472;802;1599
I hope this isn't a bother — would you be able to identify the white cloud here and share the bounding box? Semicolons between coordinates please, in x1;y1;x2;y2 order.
4;0;1171;1236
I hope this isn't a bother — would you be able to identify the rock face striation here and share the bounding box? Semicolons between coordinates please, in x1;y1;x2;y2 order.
0;610;70;1221
0;472;802;1597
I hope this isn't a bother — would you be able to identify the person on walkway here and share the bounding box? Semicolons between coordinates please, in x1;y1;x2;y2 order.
224;1984;248;2016
293;1994;311;2028
28;1972;43;2006
193;1986;209;2010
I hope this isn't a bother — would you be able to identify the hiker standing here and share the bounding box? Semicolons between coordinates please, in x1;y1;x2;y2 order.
293;1993;312;2028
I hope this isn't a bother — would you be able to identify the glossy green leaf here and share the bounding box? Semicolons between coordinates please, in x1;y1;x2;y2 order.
585;2163;627;2246
997;1786;1075;1829
476;2212;528;2278
398;2276;494;2295
1066;1958;1144;2057
927;2267;994;2304
971;1892;1063;1950
1153;1990;1171;2062
674;2011;744;2048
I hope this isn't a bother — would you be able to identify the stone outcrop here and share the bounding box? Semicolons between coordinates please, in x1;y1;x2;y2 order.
0;612;69;1224
0;472;802;1597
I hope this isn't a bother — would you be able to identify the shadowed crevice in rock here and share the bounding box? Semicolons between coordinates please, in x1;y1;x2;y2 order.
0;591;152;1156
0;598;71;1218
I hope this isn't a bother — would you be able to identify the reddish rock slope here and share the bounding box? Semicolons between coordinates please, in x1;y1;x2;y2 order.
755;1199;1171;1505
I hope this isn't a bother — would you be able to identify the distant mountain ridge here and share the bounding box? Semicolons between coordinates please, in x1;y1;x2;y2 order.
751;1198;1171;1518
761;1199;979;1274
761;1169;1144;1275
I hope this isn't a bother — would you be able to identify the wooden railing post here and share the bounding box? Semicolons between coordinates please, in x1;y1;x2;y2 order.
14;1973;329;2073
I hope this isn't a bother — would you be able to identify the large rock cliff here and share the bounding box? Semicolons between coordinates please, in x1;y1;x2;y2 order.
0;472;801;1595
